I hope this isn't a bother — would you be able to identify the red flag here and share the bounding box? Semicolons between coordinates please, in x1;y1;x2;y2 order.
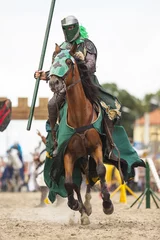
0;99;12;132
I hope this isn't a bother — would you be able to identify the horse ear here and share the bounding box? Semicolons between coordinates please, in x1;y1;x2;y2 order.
55;43;61;54
69;43;77;57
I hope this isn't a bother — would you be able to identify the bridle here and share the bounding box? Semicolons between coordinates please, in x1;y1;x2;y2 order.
64;61;82;91
52;59;81;93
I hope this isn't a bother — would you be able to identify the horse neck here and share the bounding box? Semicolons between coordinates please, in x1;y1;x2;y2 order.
66;66;93;128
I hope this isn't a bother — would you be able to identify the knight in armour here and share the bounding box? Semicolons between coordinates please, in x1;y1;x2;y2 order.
34;15;121;156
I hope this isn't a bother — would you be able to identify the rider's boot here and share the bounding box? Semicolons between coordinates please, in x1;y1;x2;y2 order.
52;129;58;157
48;92;66;158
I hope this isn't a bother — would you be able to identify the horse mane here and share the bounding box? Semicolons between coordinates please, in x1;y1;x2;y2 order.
76;60;99;104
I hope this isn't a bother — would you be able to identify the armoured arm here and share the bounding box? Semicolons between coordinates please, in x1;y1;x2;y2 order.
75;39;97;74
74;51;96;74
85;52;96;74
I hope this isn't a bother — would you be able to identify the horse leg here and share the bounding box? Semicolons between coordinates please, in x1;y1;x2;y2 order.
84;183;92;216
92;147;114;215
73;184;90;225
64;154;80;211
82;159;92;216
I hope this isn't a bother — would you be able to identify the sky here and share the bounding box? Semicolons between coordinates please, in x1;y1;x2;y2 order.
1;0;160;105
0;0;160;156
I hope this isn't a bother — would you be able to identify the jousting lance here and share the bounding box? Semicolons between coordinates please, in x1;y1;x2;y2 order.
27;0;56;130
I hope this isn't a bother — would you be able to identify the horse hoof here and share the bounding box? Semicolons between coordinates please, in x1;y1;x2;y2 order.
35;203;46;208
103;203;114;215
81;213;90;225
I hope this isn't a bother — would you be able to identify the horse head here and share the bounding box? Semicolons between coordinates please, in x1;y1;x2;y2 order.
49;43;80;93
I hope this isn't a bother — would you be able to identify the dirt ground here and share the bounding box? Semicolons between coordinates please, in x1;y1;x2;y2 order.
0;190;160;240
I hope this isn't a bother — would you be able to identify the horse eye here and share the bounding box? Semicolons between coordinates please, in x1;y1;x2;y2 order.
66;59;72;65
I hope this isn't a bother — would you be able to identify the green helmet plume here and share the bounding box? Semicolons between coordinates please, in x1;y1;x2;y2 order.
79;25;89;38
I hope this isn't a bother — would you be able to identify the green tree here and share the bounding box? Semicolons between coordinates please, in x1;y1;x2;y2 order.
102;83;145;137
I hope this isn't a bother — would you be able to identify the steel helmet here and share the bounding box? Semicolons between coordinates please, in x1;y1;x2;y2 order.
61;15;80;43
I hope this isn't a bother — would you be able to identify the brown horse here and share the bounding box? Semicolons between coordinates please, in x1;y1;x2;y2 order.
49;44;114;224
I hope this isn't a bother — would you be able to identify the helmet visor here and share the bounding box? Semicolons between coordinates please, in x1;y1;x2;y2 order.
62;23;79;42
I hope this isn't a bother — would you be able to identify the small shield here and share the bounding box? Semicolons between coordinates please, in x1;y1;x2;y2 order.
0;99;12;132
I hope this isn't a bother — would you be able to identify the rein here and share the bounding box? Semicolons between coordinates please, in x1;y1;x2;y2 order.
66;79;81;90
65;63;81;90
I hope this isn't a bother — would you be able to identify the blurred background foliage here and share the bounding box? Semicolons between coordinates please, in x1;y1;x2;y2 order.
102;83;160;138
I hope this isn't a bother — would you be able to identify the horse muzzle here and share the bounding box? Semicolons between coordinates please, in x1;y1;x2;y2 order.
49;78;64;93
